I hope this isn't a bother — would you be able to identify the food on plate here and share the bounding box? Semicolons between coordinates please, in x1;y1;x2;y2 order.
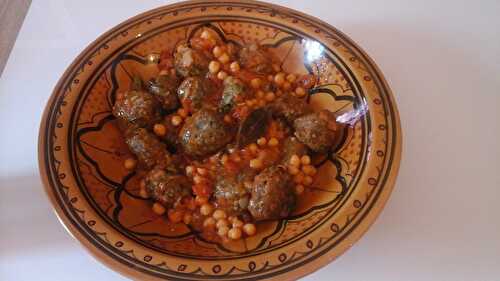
112;28;341;241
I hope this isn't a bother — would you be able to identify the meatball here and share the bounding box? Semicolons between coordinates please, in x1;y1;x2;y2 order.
213;170;254;216
248;166;296;221
220;76;247;112
177;76;214;111
238;43;274;75
281;137;309;165
268;94;311;124
125;128;169;169
179;108;233;157
174;44;209;78
293;110;339;153
147;74;180;111
113;90;161;128
144;168;192;208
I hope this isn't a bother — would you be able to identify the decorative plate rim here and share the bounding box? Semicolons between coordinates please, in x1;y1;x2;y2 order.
38;0;402;280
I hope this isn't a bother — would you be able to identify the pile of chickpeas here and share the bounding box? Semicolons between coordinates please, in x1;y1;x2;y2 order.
200;202;257;240
288;154;317;195
201;28;311;121
186;163;257;240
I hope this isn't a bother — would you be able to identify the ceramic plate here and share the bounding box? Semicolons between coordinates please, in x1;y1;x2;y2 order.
38;1;401;280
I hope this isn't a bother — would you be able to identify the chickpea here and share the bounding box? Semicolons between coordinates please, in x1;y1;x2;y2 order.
200;203;214;216
223;114;233;123
152;203;166;215
300;155;311;165
257;137;267;146
295;87;306;97
185;165;194;176
218;53;230;64
216;218;229;229
257;99;266;107
267;75;274;82
256;90;265;98
213;46;223;57
228;227;242;240
268;137;279;146
265;91;275;102
197;167;208;176
124;158;137;170
200;30;213;40
168;209;184;223
218;226;230;237
274;72;286;86
209;60;221;74
232;218;244;228
153;123;166;137
283;81;291;90
294;172;305;184
286;73;297;83
217;71;228;80
248;143;259;154
229;61;240;72
212;209;227;220
251;78;262;89
295;184;305;195
289;154;301;167
243;223;257;236
171;115;183;126
303;176;314;186
288;166;300;175
249;158;263;169
302;165;317;176
203;217;216;228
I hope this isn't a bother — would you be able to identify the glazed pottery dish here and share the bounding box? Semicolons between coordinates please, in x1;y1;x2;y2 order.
38;1;401;280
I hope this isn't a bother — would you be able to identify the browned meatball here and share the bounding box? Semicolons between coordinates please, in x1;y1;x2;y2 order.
213;169;255;216
268;94;311;124
280;136;309;165
220;76;247;113
125;128;169;169
113;90;161;128
293;110;339;153
177;76;213;111
174;44;209;78
248;166;296;221
238;43;274;75
144;168;192;208
147;74;180;111
179;108;233;157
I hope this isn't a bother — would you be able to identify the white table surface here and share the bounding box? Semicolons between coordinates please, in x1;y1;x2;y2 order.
1;0;499;280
